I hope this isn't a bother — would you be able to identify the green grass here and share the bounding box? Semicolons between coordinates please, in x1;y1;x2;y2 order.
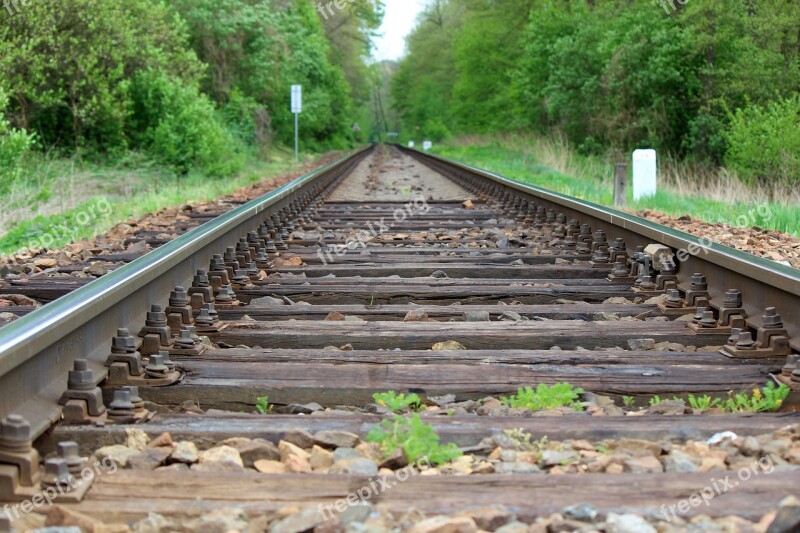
373;391;422;412
255;395;270;415
500;383;585;412
0;148;321;256
431;138;800;237
648;382;790;413
365;414;462;466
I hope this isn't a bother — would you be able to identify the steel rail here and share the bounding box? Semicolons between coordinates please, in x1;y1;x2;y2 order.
0;147;371;438
401;146;800;351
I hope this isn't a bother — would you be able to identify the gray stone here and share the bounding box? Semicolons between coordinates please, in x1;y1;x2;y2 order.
627;338;656;350
274;403;324;415
170;441;198;464
767;496;800;533
339;503;373;525
132;512;177;533
333;447;362;462
563;503;600;522
494;461;541;474
430;270;448;279
494;522;529;533
331;457;379;476
182;508;248;533
234;439;281;467
605;513;657;533
540;450;578;467
250;296;286;306
314;430;361;449
739;436;761;456
463;311;490;322
270;508;329;533
283;429;315;449
500;311;522;321
127;447;172;470
663;451;698;473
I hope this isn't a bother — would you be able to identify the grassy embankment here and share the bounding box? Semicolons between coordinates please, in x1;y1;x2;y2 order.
0;148;325;255
431;135;800;237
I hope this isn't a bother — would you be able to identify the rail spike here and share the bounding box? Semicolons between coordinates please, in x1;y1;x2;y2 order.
722;307;792;360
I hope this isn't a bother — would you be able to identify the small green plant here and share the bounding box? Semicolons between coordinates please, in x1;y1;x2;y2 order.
366;414;462;465
723;382;790;413
648;395;663;407
373;391;422;412
622;396;635;407
500;383;584;411
255;396;270;414
687;394;722;410
595;444;610;455
502;429;547;452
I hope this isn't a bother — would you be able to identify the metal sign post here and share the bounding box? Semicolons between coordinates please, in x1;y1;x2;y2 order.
291;85;302;162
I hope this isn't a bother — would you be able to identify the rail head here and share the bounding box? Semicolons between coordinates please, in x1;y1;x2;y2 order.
0;147;371;436
401;145;800;350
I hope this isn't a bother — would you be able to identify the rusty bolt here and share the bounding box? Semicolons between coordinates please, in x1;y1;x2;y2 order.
192;270;210;288
145;305;168;327
169;287;189;307
735;331;757;349
665;289;683;308
195;307;214;326
689;273;708;291
175;329;195;349
202;302;219;320
159;350;176;371
42;457;74;487
0;414;32;452
67;359;95;391
782;354;799;377
611;262;628;277
762;307;784;328
693;306;708;323
727;328;742;346
639;276;656;290
723;289;743;308
57;441;84;472
112;328;137;354
123;386;144;409
699;311;718;328
145;354;169;377
107;389;135;418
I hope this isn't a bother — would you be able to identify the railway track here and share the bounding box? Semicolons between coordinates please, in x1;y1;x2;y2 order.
1;144;799;531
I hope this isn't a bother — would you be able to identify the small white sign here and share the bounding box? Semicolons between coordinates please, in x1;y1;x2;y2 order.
408;141;415;148
291;85;302;114
632;149;657;200
423;140;433;151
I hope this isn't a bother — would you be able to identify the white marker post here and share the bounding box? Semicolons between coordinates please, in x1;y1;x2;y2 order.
632;149;657;200
423;140;432;151
291;85;302;162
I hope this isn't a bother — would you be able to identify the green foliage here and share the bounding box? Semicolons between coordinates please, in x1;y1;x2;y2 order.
0;89;35;194
373;391;422;412
648;383;789;413
687;394;722;410
366;414;461;466
622;396;635;407
128;70;244;177
500;383;584;412
725;96;800;184
722;382;790;413
392;0;800;184
256;396;270;415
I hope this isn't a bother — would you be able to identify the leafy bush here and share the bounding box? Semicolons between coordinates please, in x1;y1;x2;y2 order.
373;391;422;412
500;383;584;411
725;96;800;184
366;414;462;465
128;70;244;177
423;118;452;143
0;90;35;194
